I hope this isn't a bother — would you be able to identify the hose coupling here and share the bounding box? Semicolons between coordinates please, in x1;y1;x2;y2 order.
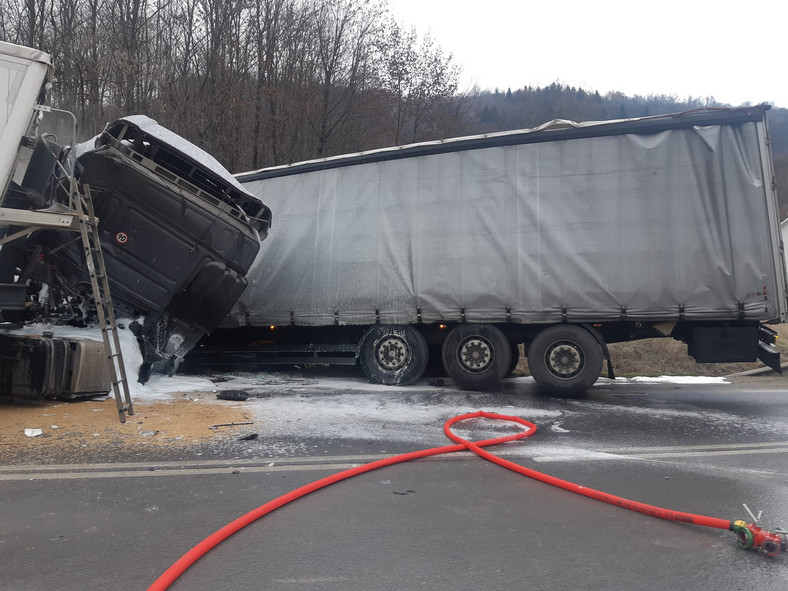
733;520;787;557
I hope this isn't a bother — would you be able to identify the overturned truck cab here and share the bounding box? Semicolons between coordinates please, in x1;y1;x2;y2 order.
4;115;271;384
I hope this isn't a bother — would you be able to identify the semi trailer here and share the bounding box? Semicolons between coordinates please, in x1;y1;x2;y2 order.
198;105;786;395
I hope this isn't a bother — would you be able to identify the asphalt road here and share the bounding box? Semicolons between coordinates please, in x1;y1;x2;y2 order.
2;372;788;590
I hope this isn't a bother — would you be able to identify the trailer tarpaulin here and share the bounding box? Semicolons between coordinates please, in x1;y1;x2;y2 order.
229;113;783;328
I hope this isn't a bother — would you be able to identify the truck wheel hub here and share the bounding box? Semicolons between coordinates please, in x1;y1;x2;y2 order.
376;336;409;371
459;338;493;372
547;342;583;376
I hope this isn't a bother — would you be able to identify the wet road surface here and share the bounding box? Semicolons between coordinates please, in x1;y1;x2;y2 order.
1;371;788;590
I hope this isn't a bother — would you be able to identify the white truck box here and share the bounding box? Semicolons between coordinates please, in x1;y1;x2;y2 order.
0;41;52;198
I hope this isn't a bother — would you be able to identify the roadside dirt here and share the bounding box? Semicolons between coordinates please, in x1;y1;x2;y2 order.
0;394;253;463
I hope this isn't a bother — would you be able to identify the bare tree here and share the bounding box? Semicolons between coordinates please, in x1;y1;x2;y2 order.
0;0;468;168
376;19;461;144
306;0;382;156
249;0;314;168
0;0;50;49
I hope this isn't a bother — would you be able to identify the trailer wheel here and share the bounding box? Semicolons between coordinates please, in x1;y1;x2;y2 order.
359;325;428;386
528;325;603;396
442;324;511;390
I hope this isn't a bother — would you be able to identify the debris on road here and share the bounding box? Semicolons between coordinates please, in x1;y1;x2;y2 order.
210;422;254;430
216;390;250;401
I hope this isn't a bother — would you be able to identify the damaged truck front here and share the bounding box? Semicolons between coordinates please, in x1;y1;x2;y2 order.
52;116;271;380
0;40;271;397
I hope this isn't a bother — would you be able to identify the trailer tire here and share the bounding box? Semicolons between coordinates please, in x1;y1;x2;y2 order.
359;325;428;386
442;324;511;390
528;325;602;396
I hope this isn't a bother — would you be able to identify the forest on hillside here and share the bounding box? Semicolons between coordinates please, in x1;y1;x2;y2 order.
1;0;786;214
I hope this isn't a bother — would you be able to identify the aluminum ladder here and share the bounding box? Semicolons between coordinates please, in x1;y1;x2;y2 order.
73;184;134;423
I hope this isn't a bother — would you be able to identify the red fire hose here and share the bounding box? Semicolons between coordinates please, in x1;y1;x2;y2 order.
148;411;786;590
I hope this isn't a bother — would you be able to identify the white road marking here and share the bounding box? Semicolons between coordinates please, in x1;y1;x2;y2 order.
2;441;787;481
0;463;362;481
534;446;788;462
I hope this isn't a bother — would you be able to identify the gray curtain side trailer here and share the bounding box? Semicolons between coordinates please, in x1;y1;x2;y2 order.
202;106;786;394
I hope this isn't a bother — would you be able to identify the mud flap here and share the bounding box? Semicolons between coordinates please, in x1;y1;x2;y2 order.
582;323;615;379
757;325;782;374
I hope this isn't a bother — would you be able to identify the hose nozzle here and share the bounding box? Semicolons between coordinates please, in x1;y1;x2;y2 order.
733;520;787;557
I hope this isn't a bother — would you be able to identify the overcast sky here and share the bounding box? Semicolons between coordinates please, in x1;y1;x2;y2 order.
386;0;787;108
